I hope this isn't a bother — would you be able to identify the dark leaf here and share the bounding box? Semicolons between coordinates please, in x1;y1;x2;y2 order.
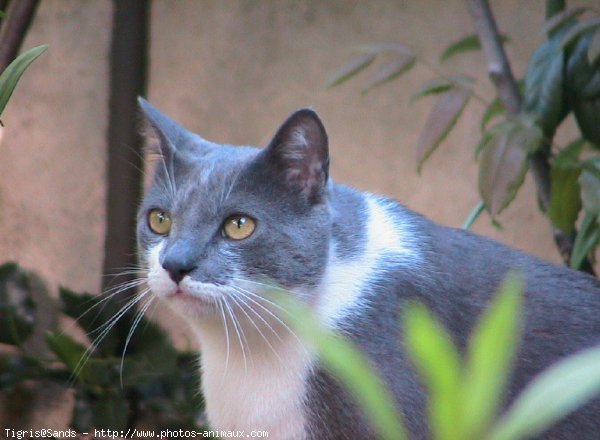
543;6;590;36
560;17;600;49
92;392;130;430
0;263;37;346
362;53;415;93
59;287;122;356
524;32;567;137
327;52;377;88
440;34;509;61
572;98;600;147
588;28;600;65
566;33;600;99
480;97;505;132
410;75;474;104
0;354;45;388
478;117;543;216
0;45;47;116
416;88;471;172
571;212;600;269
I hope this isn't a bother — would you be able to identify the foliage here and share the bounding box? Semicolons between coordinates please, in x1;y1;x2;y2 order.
0;44;47;117
0;262;205;431
274;274;600;440
329;3;600;270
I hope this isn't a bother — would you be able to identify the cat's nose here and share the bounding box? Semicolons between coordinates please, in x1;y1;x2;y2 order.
162;257;197;284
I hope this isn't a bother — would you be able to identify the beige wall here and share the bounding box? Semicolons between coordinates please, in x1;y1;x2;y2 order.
1;0;585;295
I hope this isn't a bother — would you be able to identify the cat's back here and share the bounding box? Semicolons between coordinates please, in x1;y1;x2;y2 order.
325;193;600;438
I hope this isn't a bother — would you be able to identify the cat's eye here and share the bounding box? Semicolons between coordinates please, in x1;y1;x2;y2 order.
223;215;256;240
148;209;172;235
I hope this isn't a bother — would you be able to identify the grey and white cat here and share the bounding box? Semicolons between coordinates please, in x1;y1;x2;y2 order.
136;98;600;439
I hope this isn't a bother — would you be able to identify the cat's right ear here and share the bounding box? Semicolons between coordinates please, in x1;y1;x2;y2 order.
138;97;213;161
138;97;179;161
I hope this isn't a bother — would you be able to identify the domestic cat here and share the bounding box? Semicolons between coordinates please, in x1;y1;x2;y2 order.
136;98;600;439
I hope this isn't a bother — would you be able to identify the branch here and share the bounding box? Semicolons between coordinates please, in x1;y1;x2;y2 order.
0;0;40;72
465;0;596;275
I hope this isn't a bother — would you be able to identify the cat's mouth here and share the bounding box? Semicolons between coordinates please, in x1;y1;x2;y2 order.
158;280;224;315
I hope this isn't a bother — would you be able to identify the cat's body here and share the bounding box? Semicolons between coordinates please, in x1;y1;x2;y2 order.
137;99;600;439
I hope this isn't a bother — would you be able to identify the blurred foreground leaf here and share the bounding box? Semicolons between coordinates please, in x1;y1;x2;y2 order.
270;289;407;440
462;275;523;439
405;303;462;440
488;344;600;440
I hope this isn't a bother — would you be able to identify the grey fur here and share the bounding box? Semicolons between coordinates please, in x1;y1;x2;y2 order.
137;98;600;439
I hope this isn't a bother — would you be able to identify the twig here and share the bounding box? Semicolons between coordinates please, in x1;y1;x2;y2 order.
0;0;40;72
465;0;596;275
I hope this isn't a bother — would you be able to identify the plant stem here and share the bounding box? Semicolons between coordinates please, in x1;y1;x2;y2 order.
0;0;40;72
463;201;486;230
464;0;596;275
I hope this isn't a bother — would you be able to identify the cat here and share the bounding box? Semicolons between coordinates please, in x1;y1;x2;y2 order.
136;97;600;440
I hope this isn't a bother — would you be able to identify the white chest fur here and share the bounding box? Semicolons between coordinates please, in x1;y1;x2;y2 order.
197;321;312;440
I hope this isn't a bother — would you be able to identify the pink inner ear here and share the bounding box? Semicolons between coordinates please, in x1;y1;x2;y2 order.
283;145;326;198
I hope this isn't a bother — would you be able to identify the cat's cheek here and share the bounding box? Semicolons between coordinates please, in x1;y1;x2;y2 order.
146;241;177;297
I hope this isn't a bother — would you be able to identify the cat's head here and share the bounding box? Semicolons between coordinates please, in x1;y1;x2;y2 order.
137;99;331;318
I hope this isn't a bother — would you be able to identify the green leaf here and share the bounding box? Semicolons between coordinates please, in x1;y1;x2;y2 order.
570;212;600;269
327;52;377;88
362;53;415;93
543;6;589;36
478;117;544;216
269;289;407;440
488;344;600;440
416;88;471;172
480;97;505;132
588;28;600;65
560;17;600;49
410;75;474;104
45;332;87;374
549;167;581;235
404;303;462;440
578;161;600;215
0;45;47;116
462;274;523;440
440;34;509;62
524;32;567;137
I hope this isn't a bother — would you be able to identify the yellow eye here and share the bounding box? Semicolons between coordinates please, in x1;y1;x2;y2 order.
223;215;256;240
148;209;172;235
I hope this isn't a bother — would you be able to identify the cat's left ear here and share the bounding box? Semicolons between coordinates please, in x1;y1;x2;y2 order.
262;108;329;203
